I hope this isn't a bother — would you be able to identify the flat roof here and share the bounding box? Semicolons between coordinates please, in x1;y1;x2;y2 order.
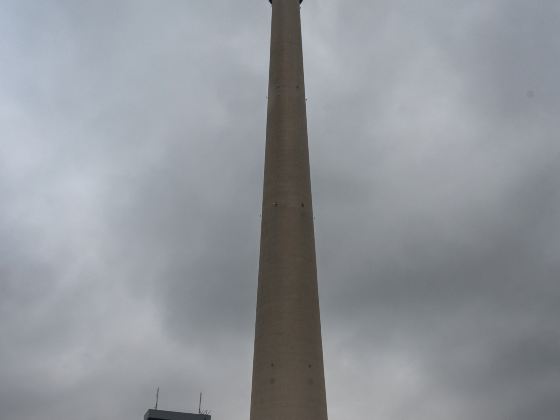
144;409;211;420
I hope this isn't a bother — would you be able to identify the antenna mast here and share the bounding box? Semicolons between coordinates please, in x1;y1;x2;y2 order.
155;387;159;410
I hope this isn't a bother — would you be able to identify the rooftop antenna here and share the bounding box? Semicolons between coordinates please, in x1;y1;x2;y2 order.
154;387;159;410
198;392;202;414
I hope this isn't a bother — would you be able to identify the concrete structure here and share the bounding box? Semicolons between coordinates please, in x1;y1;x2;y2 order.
249;1;328;420
144;409;210;420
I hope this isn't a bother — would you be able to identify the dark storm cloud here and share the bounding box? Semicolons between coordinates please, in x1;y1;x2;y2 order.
1;1;559;420
307;2;560;419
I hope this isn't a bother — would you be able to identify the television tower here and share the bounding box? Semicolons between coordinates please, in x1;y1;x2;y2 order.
249;1;328;420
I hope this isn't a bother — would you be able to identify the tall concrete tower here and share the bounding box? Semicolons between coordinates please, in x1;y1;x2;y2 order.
250;1;328;420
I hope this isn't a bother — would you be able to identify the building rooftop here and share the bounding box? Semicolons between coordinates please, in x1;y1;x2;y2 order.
144;409;210;420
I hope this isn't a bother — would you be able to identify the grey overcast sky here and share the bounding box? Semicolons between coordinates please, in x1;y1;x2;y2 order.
1;1;559;419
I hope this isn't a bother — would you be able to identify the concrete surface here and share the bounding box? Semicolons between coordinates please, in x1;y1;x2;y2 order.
249;1;329;419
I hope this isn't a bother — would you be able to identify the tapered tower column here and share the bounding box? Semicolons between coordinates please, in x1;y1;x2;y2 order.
249;1;328;420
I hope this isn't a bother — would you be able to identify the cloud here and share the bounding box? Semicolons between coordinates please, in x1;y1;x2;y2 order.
1;1;559;419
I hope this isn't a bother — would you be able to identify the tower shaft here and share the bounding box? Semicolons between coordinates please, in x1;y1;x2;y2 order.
250;1;328;420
